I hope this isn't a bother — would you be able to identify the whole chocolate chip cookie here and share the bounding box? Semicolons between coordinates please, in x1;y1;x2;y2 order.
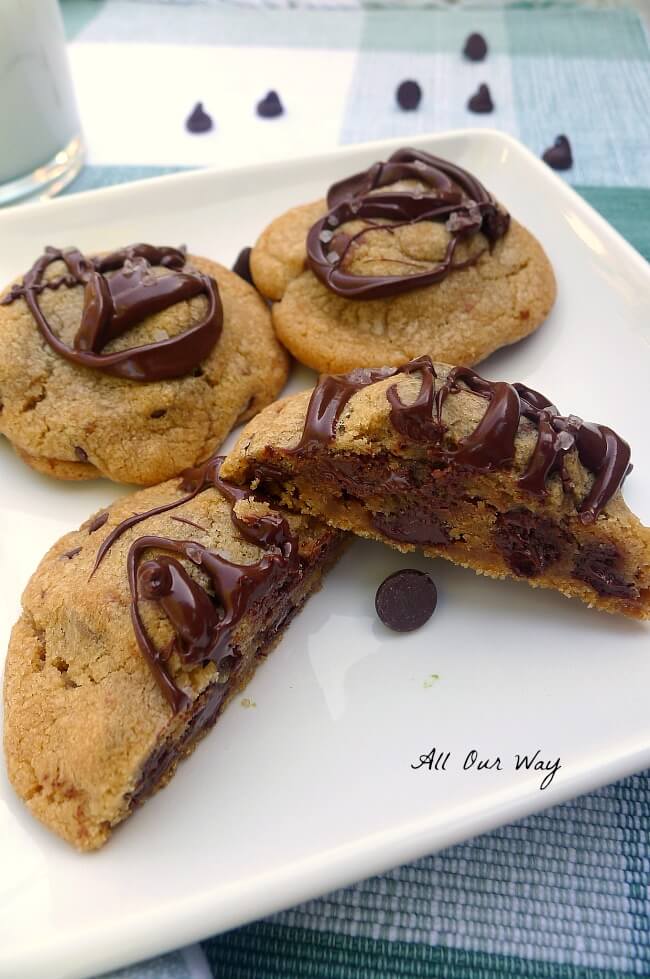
0;244;289;484
3;455;343;850
250;148;556;373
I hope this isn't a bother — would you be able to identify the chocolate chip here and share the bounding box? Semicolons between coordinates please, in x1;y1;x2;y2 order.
185;102;213;134
573;542;638;599
372;508;450;546
74;445;88;462
150;409;166;419
256;91;284;119
467;83;494;114
375;569;437;633
232;247;253;285
542;134;573;171
129;680;229;811
396;80;422;111
463;33;488;61
494;509;566;578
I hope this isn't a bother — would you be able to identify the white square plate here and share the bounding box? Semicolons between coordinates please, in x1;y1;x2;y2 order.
1;130;649;979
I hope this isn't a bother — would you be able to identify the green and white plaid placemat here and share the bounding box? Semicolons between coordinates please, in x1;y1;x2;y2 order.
54;2;650;976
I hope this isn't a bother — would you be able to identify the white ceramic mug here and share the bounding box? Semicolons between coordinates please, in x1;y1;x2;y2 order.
0;0;84;204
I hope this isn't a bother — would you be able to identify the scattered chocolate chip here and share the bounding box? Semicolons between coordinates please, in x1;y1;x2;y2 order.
62;547;82;560
463;32;488;61
193;366;204;377
467;83;494;114
542;134;573;171
375;569;437;633
256;91;284;119
396;79;422;111
232;247;253;285
88;511;109;534
185;102;213;134
150;409;167;419
74;445;88;462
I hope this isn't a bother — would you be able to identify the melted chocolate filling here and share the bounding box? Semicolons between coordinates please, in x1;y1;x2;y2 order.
310;452;415;498
257;451;453;547
1;244;222;381
573;543;638;599
494;509;568;578
306;147;510;300
371;507;450;546
128;676;231;810
262;451;639;599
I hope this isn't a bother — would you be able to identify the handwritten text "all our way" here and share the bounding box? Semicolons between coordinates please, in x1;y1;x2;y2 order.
411;747;562;790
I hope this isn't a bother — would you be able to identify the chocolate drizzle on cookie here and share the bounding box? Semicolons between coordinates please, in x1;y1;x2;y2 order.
512;383;631;524
87;511;109;534
387;356;444;442
306;148;510;300
287;366;399;454
288;357;631;523
1;244;222;381
92;455;298;713
434;367;525;470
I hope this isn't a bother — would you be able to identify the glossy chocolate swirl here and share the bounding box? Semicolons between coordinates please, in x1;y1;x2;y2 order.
0;244;222;381
92;455;298;713
290;357;631;524
287;366;399;454
306;148;510;300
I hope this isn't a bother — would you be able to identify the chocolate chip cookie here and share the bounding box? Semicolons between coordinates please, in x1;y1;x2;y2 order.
0;244;289;484
222;358;650;619
250;148;556;373
3;455;343;850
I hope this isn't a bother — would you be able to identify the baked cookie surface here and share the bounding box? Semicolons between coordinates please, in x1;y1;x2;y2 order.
3;456;343;850
250;149;556;373
0;244;289;484
222;358;650;619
